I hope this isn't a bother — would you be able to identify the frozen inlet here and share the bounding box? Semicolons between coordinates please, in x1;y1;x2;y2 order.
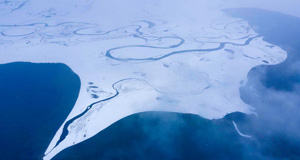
232;121;252;138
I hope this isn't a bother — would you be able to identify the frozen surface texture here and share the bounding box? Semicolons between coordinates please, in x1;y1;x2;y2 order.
0;0;289;159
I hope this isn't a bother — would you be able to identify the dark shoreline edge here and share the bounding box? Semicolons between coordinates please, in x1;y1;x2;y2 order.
0;62;81;160
53;8;300;160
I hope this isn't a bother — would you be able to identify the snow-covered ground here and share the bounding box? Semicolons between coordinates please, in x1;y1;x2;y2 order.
0;0;289;159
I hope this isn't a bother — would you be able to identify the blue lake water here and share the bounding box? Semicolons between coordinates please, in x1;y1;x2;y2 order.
53;8;300;160
54;112;256;160
1;7;299;160
0;62;80;160
228;8;300;159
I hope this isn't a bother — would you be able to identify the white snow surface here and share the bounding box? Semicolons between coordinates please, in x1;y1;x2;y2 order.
0;0;290;159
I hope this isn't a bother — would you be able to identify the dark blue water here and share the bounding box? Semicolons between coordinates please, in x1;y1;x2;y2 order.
0;62;80;160
52;112;255;160
226;8;300;159
52;8;300;160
